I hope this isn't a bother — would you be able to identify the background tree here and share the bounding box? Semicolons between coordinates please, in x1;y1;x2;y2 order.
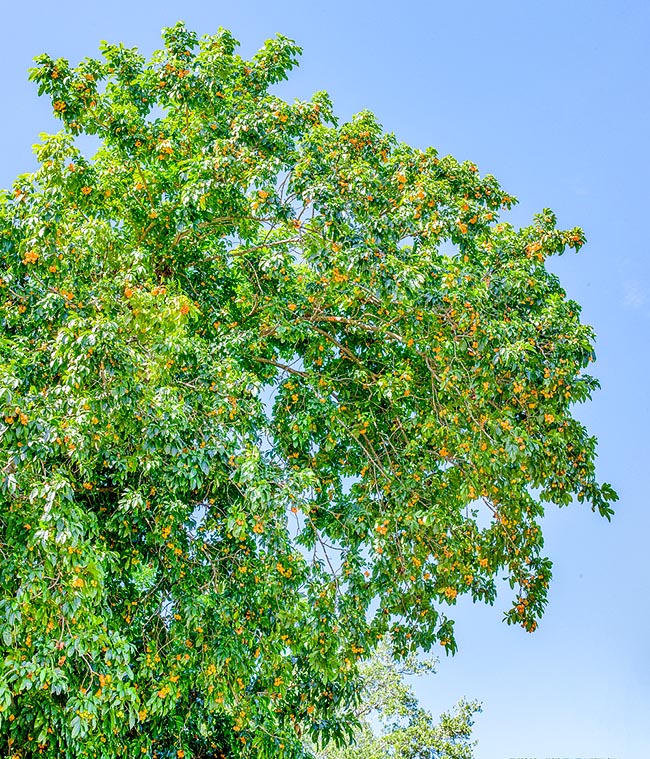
0;22;616;759
311;644;480;759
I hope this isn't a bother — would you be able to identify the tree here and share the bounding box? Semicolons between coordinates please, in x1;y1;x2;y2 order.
310;644;480;759
0;21;616;759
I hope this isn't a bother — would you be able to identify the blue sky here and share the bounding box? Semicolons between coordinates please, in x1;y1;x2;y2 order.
1;1;647;757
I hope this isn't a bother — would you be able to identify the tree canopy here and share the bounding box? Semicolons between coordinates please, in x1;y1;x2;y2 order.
0;21;616;759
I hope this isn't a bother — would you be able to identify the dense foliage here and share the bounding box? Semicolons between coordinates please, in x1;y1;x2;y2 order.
0;22;616;759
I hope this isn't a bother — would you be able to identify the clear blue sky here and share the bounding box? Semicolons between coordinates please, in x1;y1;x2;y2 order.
1;2;647;757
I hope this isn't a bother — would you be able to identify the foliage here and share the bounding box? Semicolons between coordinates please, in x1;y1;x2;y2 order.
0;21;616;759
311;644;480;759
